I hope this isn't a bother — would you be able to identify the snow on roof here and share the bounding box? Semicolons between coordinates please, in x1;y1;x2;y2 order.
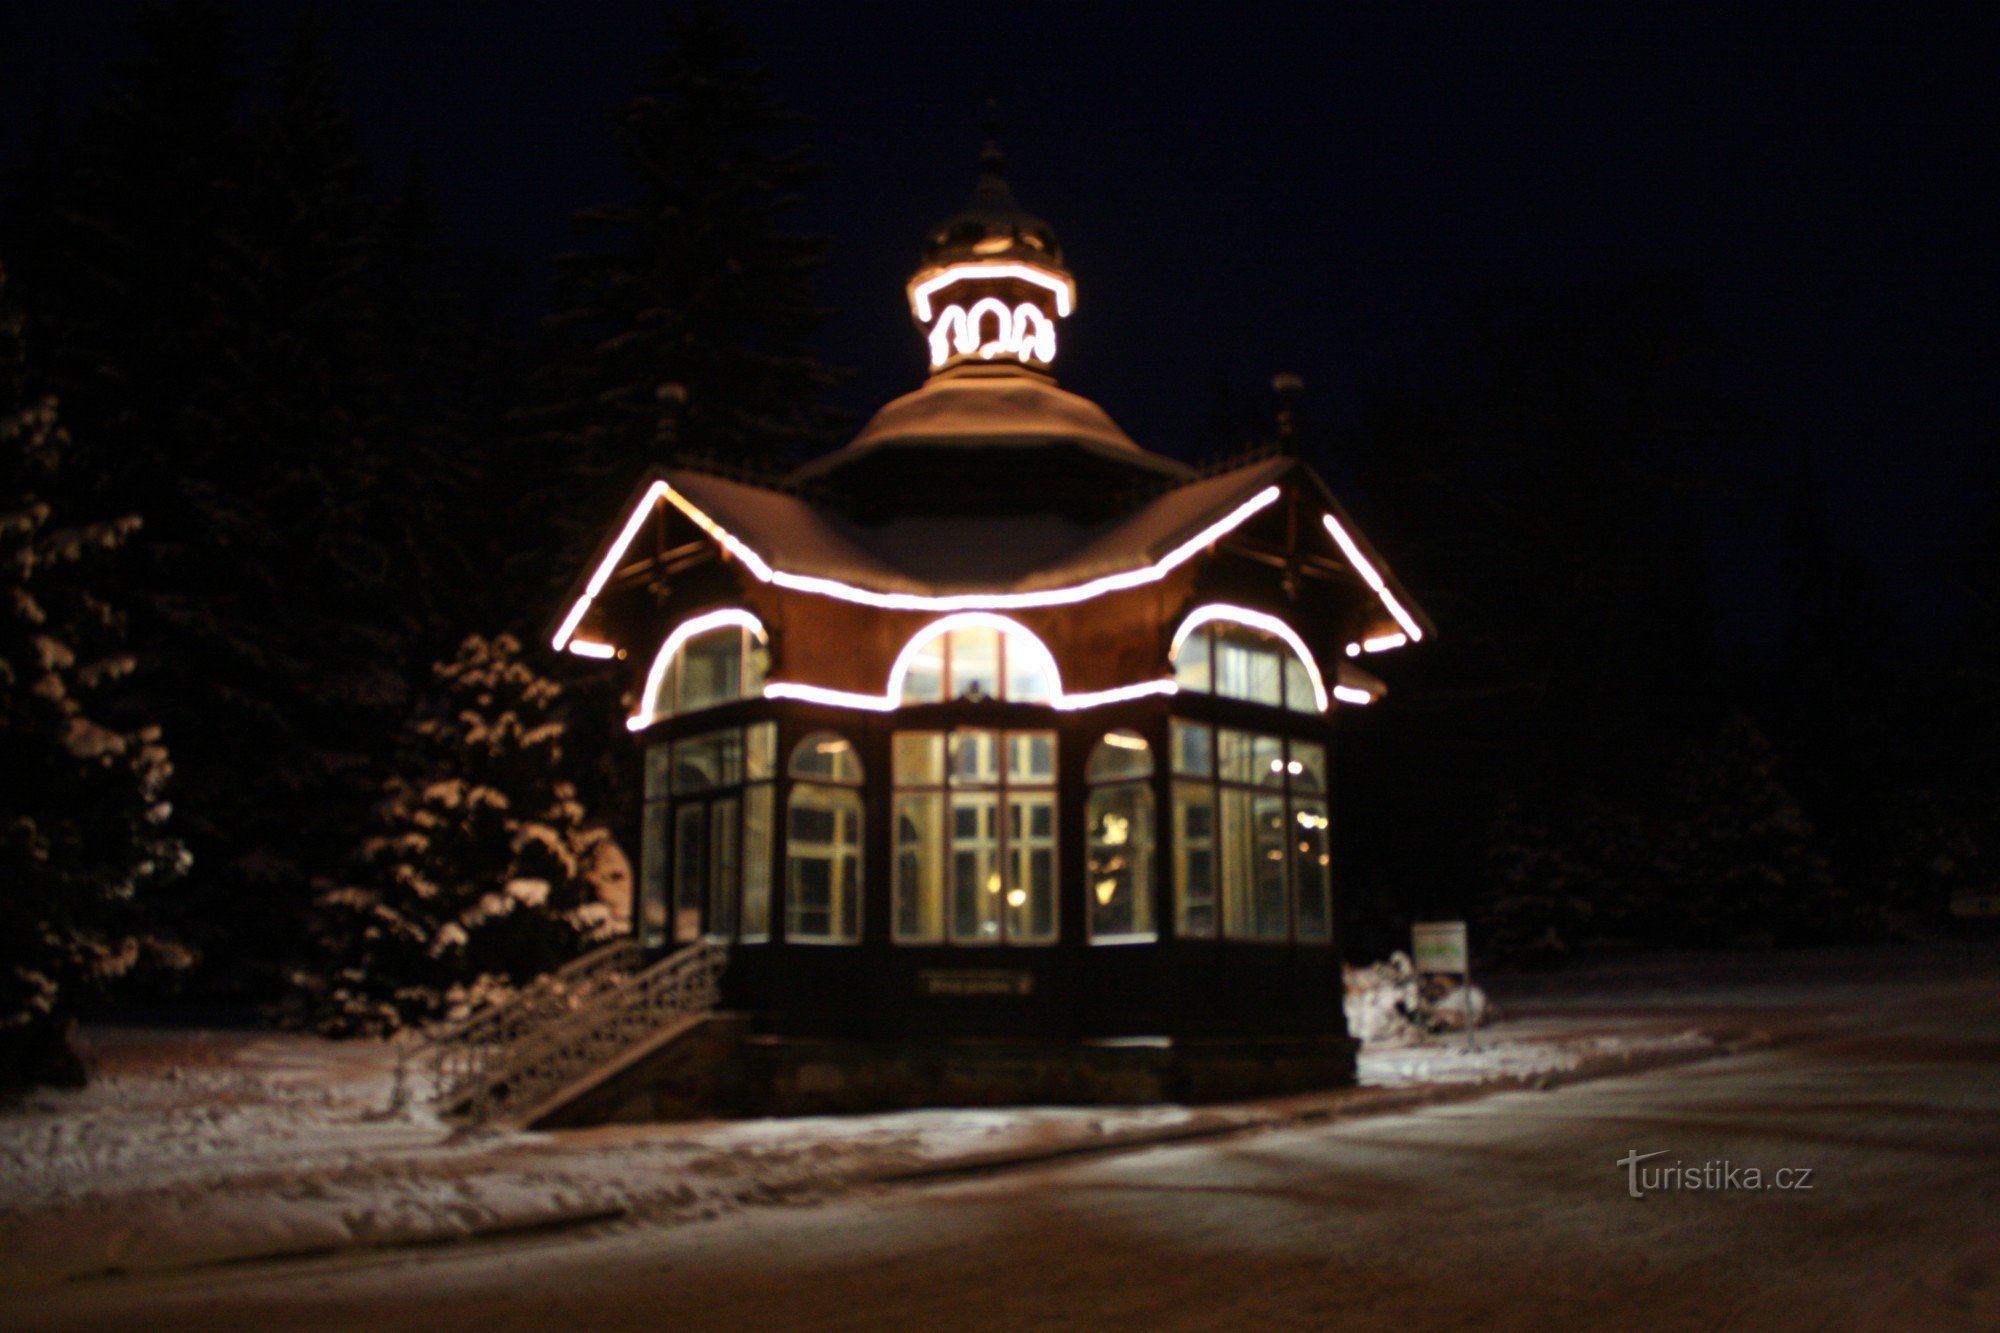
666;457;1288;599
790;371;1190;483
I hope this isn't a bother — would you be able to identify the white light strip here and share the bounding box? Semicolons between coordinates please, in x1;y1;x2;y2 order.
910;262;1076;321
885;612;1063;701
1333;685;1375;707
551;482;677;650
1322;514;1424;644
568;639;617;660
1344;632;1408;658
761;682;900;713
1170;604;1330;713
627;608;768;732
1052;679;1178;711
554;482;1284;645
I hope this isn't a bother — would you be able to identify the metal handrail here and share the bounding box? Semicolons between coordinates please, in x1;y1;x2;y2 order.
419;938;644;1110
442;939;728;1126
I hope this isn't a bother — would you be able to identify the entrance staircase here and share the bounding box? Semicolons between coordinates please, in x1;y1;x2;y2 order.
420;938;730;1129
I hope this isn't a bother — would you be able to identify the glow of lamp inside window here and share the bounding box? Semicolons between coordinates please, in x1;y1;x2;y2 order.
986;873;1003;895
1103;732;1149;750
1006;888;1028;908
1101;813;1130;846
1095;878;1119;906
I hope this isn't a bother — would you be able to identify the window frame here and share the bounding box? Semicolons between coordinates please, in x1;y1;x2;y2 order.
1086;730;1157;945
784;732;866;945
1169;720;1333;944
891;727;1059;946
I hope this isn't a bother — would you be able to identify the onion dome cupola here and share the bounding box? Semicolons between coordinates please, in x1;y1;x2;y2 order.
906;141;1076;379
792;142;1188;522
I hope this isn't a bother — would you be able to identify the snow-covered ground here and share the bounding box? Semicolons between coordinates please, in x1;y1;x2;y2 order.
0;998;1736;1295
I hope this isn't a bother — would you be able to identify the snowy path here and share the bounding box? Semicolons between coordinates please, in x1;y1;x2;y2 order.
8;965;1997;1329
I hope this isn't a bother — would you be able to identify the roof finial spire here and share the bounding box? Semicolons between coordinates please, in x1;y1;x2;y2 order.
979;93;1005;180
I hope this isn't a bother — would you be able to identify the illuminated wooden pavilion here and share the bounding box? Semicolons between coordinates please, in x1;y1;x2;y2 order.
547;147;1431;1111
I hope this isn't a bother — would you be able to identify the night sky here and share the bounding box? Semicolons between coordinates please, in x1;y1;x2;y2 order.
4;1;1995;640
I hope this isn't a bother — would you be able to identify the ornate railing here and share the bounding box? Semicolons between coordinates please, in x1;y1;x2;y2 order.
438;939;729;1127
420;938;644;1115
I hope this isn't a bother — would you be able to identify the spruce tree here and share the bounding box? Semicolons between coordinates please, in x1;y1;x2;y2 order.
1656;714;1849;945
4;5;503;991
524;0;842;587
0;269;188;1088
300;634;619;1036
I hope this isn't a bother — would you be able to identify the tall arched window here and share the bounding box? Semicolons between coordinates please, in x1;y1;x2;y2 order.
1087;730;1156;943
894;614;1058;705
786;732;864;943
632;610;769;729
1170;607;1325;714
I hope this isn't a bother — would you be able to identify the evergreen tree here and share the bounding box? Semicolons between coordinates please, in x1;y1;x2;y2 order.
0;268;188;1087
1654;713;1851;945
3;5;506;991
523;1;842;590
299;634;618;1036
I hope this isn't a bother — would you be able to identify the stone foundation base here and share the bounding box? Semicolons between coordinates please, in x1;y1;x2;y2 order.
728;1034;1358;1118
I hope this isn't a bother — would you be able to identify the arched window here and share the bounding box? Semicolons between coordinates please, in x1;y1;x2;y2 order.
1170;607;1325;714
1087;730;1156;943
786;733;864;943
633;610;769;729
894;614;1058;705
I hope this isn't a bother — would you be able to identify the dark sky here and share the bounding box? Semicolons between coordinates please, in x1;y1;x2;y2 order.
4;2;1996;640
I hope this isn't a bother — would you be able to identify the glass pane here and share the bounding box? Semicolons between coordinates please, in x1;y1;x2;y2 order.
894;731;945;786
1008;794;1058;942
1250;792;1291;939
1217;728;1259;785
1293;797;1332;942
1089;783;1154;941
741;784;773;940
949;793;1001;942
1003;629;1055;703
786;785;862;942
1289;740;1327;795
640;799;671;948
644;743;673;801
900;633;945;703
1174;781;1217;937
791;730;864;784
1284;654;1318;713
893;792;944;942
1171;720;1213;778
745;635;769;700
1215;633;1283;707
1173;628;1212;693
948;626;1001;700
677;626;746;713
949;729;1000;786
1253;733;1288;788
673;729;743;794
708;799;739;940
1005;731;1056;786
673;803;706;943
1088;729;1153;782
746;722;776;781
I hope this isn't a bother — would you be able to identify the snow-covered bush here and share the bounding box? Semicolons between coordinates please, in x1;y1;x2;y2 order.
0;269;189;1088
296;633;620;1035
1344;952;1491;1046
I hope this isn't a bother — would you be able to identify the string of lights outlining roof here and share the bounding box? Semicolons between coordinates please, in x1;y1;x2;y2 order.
554;482;1288;652
1321;513;1425;645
